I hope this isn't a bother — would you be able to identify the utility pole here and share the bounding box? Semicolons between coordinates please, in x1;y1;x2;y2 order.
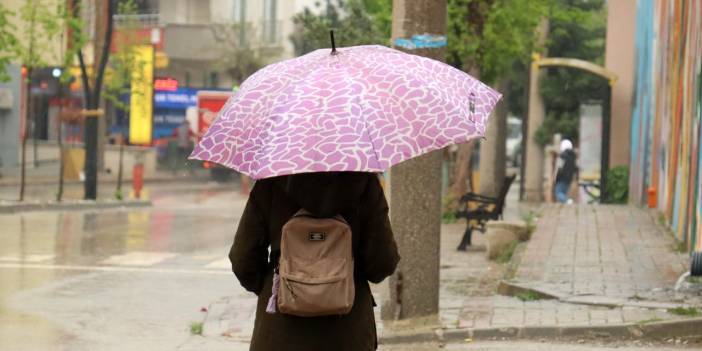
383;0;446;322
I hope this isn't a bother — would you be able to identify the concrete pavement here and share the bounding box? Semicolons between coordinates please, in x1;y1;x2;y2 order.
201;204;702;346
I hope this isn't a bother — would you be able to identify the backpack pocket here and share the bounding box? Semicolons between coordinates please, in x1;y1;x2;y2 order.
277;257;355;317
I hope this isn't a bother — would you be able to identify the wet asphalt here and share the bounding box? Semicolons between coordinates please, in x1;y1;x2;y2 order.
0;181;251;351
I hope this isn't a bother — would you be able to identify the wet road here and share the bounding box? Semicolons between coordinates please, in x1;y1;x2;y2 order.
0;182;251;351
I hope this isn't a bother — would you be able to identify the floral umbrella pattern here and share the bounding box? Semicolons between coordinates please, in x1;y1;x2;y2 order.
190;45;501;179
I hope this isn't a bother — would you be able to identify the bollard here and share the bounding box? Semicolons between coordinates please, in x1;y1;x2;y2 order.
647;186;657;208
692;252;702;277
132;163;144;199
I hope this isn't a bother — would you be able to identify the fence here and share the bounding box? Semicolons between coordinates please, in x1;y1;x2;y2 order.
630;0;701;251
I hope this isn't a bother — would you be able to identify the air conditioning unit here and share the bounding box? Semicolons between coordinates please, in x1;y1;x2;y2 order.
0;89;13;110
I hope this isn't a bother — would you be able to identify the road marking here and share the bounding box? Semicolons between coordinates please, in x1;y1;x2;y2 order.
205;258;231;269
101;251;177;266
0;254;55;262
0;262;231;275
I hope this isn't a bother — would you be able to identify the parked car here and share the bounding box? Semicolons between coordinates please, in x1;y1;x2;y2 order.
506;116;523;167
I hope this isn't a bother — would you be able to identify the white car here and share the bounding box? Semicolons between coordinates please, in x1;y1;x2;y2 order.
506;117;523;167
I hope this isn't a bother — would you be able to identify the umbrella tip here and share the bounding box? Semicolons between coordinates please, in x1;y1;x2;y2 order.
330;30;337;55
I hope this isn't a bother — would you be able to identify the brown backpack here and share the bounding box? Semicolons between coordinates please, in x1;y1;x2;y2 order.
271;209;355;317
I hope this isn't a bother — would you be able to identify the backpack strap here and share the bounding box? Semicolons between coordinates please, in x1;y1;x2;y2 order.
292;208;349;225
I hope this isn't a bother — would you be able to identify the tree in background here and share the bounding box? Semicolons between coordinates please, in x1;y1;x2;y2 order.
0;4;16;83
3;0;70;201
73;0;117;200
534;0;607;146
102;0;145;200
289;0;391;56
445;0;548;202
211;22;268;86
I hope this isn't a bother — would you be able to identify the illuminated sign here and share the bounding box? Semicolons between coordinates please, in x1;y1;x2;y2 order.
154;77;178;91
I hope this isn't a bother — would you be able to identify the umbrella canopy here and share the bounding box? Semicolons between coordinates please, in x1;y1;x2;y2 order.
190;45;501;179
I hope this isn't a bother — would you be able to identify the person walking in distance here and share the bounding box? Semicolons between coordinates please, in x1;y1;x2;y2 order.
554;139;577;204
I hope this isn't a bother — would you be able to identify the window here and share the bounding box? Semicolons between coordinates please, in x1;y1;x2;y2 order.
262;0;277;44
233;0;247;45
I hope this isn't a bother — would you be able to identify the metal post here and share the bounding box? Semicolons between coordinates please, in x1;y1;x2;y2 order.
600;84;612;203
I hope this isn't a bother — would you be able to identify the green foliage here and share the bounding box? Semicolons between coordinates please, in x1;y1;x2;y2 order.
533;111;580;146
442;211;457;224
496;241;518;264
673;240;688;253
536;0;607;145
604;166;628;204
289;0;391;56
0;1;85;83
515;290;542;302
520;211;538;237
189;321;204;335
12;0;66;71
104;0;144;113
667;307;699;317
446;0;549;84
0;4;17;82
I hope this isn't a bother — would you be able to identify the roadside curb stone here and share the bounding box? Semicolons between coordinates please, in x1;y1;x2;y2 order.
0;199;151;213
379;317;702;344
498;280;694;310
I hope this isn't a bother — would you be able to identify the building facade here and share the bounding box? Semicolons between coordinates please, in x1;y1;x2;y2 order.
630;0;701;251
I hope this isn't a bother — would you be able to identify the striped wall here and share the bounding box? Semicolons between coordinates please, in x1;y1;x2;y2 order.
630;0;702;251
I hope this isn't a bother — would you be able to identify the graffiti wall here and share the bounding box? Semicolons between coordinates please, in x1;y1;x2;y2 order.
630;0;701;251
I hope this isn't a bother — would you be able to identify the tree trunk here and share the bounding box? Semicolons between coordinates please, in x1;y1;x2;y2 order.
82;0;116;200
478;77;510;197
57;103;65;202
448;141;475;201
19;68;32;201
383;0;446;322
447;66;481;205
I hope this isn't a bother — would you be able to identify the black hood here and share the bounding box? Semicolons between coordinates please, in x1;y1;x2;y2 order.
274;172;372;217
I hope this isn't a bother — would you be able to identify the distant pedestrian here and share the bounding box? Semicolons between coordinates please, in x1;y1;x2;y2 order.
230;172;399;351
173;120;194;173
554;139;577;204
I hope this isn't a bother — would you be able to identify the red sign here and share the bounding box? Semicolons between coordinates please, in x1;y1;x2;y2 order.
154;77;178;91
197;91;232;138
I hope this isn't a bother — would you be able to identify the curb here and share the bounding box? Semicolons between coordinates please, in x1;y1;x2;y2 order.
0;176;210;188
0;200;152;214
378;317;702;345
497;281;690;310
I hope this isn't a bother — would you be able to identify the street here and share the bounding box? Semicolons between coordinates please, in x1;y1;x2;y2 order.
0;181;252;350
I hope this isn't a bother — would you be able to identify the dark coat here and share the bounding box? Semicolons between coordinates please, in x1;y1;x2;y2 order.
229;172;400;351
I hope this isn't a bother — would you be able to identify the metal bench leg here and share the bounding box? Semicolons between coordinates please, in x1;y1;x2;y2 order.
456;226;473;251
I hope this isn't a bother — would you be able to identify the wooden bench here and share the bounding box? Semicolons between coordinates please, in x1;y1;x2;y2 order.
455;174;516;251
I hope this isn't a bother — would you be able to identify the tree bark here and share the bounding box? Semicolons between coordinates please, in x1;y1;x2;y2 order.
82;0;116;200
383;0;446;323
447;66;481;205
478;78;509;197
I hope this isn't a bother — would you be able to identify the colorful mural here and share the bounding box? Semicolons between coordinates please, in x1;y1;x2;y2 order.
630;0;702;251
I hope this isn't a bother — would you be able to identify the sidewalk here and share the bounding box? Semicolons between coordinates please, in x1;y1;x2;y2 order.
201;203;702;345
0;163;224;203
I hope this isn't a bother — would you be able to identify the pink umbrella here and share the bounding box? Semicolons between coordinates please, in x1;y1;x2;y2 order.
190;45;501;179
